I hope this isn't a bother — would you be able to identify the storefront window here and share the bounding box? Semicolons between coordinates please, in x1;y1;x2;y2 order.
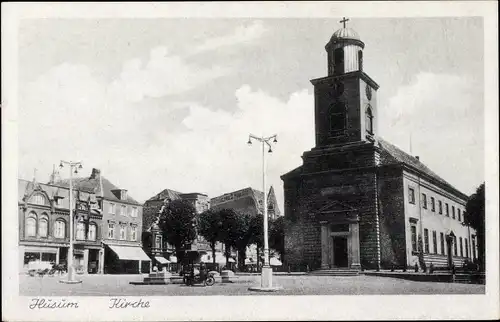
41;252;56;263
24;252;40;265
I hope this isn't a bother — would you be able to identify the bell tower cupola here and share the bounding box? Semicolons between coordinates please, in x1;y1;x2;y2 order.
311;18;379;148
326;17;365;76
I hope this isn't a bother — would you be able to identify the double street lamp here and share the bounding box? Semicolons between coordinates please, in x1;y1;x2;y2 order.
59;160;83;284
247;133;280;290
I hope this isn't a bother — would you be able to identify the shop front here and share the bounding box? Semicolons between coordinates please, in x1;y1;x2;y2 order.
104;243;151;274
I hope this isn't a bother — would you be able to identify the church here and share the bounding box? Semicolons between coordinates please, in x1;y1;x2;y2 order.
281;19;477;272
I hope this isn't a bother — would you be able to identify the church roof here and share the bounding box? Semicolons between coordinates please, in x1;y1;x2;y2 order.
280;137;468;200
330;27;360;41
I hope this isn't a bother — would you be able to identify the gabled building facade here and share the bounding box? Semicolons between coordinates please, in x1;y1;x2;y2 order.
18;178;104;274
281;22;477;271
56;168;149;274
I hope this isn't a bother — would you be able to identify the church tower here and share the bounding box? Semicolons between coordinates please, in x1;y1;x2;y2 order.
311;18;379;148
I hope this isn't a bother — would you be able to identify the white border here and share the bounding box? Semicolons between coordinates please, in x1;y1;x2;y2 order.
2;2;499;321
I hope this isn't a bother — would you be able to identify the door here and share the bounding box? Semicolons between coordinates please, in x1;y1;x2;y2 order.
333;236;348;267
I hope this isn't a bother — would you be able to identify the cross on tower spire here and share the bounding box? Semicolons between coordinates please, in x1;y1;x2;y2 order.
339;17;350;28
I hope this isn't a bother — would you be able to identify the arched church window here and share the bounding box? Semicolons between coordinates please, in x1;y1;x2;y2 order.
358;50;363;71
334;48;344;75
26;212;37;237
365;106;374;134
39;213;49;237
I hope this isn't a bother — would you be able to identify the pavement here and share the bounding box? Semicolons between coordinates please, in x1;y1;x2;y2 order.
20;273;485;296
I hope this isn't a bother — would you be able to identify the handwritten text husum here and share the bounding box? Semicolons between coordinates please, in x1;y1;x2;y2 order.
29;298;79;309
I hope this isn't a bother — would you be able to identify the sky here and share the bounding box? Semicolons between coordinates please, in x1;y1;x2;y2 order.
17;17;484;209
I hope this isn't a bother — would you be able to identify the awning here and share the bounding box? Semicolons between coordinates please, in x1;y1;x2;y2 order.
155;256;170;264
107;244;151;261
270;257;282;266
169;256;177;263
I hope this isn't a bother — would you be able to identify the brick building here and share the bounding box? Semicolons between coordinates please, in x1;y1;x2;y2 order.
18;177;104;274
57;168;149;274
211;186;282;265
142;188;217;268
281;23;477;271
210;186;281;221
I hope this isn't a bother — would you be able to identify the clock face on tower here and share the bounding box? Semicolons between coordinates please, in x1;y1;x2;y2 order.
365;84;372;101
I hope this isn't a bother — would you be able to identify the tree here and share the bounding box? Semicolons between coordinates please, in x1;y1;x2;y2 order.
248;214;264;267
198;209;223;267
234;212;253;271
465;182;485;271
269;216;285;261
158;199;197;265
218;208;245;267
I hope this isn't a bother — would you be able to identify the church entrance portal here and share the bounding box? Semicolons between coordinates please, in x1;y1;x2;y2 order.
332;236;348;267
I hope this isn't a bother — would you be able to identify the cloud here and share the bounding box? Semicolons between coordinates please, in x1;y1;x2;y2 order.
380;72;484;194
109;46;229;103
193;20;267;54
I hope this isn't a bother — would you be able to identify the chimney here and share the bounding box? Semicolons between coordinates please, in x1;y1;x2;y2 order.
90;168;101;179
415;156;420;161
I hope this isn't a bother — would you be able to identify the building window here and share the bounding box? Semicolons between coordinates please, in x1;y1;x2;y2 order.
408;187;415;204
422;193;427;209
109;203;116;214
465;238;469;258
411;225;417;252
26;213;37;237
430;197;435;212
155;235;162;249
452;206;455;219
120;225;126;240
108;223;115;239
131;207;138;218
39;214;49;238
30;193;47;206
459;237;463;257
432;231;437;254
424;229;429;253
440;232;445;255
121;205;127;216
365;106;373;134
131;226;137;241
76;221;85;240
54;220;66;239
88;223;97;241
334;48;344;74
472;237;476;259
453;238;458;256
457;209;461;221
445;203;449;216
438;200;443;214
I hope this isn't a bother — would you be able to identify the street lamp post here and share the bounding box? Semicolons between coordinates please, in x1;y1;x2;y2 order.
59;160;83;284
247;133;281;291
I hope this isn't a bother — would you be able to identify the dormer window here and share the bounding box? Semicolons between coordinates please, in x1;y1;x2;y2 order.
29;193;47;206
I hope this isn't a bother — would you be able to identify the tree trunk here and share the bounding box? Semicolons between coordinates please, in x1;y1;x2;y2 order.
237;247;246;271
211;242;216;268
256;246;260;272
224;243;231;268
